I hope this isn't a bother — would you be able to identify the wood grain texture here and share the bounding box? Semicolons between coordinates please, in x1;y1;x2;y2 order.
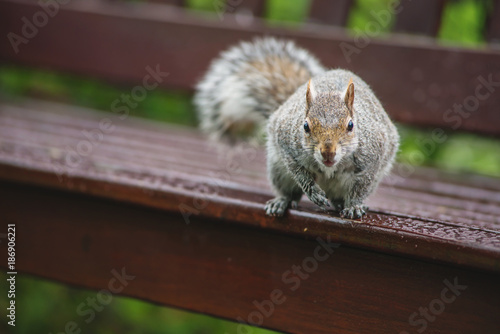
1;0;500;136
0;101;499;275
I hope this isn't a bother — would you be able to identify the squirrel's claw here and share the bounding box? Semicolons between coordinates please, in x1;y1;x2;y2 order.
265;197;291;217
340;205;366;220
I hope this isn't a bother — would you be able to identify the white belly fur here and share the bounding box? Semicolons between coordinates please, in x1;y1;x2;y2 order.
316;168;356;201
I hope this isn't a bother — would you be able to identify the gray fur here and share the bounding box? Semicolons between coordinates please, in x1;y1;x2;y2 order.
194;37;325;141
194;38;399;219
267;70;399;218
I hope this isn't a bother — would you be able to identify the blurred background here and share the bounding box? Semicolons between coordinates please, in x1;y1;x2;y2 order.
1;0;499;333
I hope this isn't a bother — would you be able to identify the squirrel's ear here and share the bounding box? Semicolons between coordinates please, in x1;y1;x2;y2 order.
344;78;354;116
306;79;317;111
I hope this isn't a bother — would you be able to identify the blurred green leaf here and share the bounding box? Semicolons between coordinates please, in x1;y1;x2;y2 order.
438;0;489;47
265;0;310;25
347;0;395;34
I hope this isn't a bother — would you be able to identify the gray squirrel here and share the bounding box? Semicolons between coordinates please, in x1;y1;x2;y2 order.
195;37;399;219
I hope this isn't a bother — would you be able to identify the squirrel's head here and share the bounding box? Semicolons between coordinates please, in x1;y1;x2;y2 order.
303;78;358;168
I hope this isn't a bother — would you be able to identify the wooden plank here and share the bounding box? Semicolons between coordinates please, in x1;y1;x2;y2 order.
393;0;446;36
1;0;500;137
110;0;184;5
1;101;499;274
486;0;500;43
99;0;185;5
3;111;500;230
148;0;184;6
1;181;499;334
308;0;352;26
3;101;500;217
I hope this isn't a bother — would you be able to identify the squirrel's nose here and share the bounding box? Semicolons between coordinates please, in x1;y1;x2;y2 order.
321;150;336;162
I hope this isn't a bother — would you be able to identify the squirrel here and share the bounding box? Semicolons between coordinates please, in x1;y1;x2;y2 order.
194;37;399;219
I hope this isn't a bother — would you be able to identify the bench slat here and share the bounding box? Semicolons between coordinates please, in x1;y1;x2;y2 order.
308;0;352;26
2;181;499;334
1;101;499;274
2;103;500;216
2;103;500;229
392;0;446;36
487;0;500;43
145;0;184;6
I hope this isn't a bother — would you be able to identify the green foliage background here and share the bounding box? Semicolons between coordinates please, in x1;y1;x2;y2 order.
0;0;499;333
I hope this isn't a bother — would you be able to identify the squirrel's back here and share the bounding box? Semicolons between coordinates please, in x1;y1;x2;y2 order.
194;37;325;141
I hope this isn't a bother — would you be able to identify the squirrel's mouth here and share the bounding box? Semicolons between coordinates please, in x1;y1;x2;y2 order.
323;160;334;167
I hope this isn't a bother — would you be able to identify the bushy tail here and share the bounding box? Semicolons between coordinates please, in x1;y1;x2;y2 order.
194;37;326;141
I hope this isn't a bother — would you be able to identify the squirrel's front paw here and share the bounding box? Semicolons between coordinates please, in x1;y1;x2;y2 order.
340;205;367;219
307;186;330;210
265;197;291;217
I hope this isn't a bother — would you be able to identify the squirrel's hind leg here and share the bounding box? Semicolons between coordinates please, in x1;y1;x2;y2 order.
266;154;303;216
329;199;344;212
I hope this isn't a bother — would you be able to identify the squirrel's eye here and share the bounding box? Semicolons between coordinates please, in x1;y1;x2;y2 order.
347;120;354;132
304;121;310;133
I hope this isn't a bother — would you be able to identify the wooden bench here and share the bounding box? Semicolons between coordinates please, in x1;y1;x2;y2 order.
1;0;500;333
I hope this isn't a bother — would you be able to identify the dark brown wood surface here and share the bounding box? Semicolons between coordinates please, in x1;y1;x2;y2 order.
0;101;499;333
307;0;352;26
487;0;500;42
1;0;500;136
1;100;499;273
2;181;499;334
392;0;445;36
